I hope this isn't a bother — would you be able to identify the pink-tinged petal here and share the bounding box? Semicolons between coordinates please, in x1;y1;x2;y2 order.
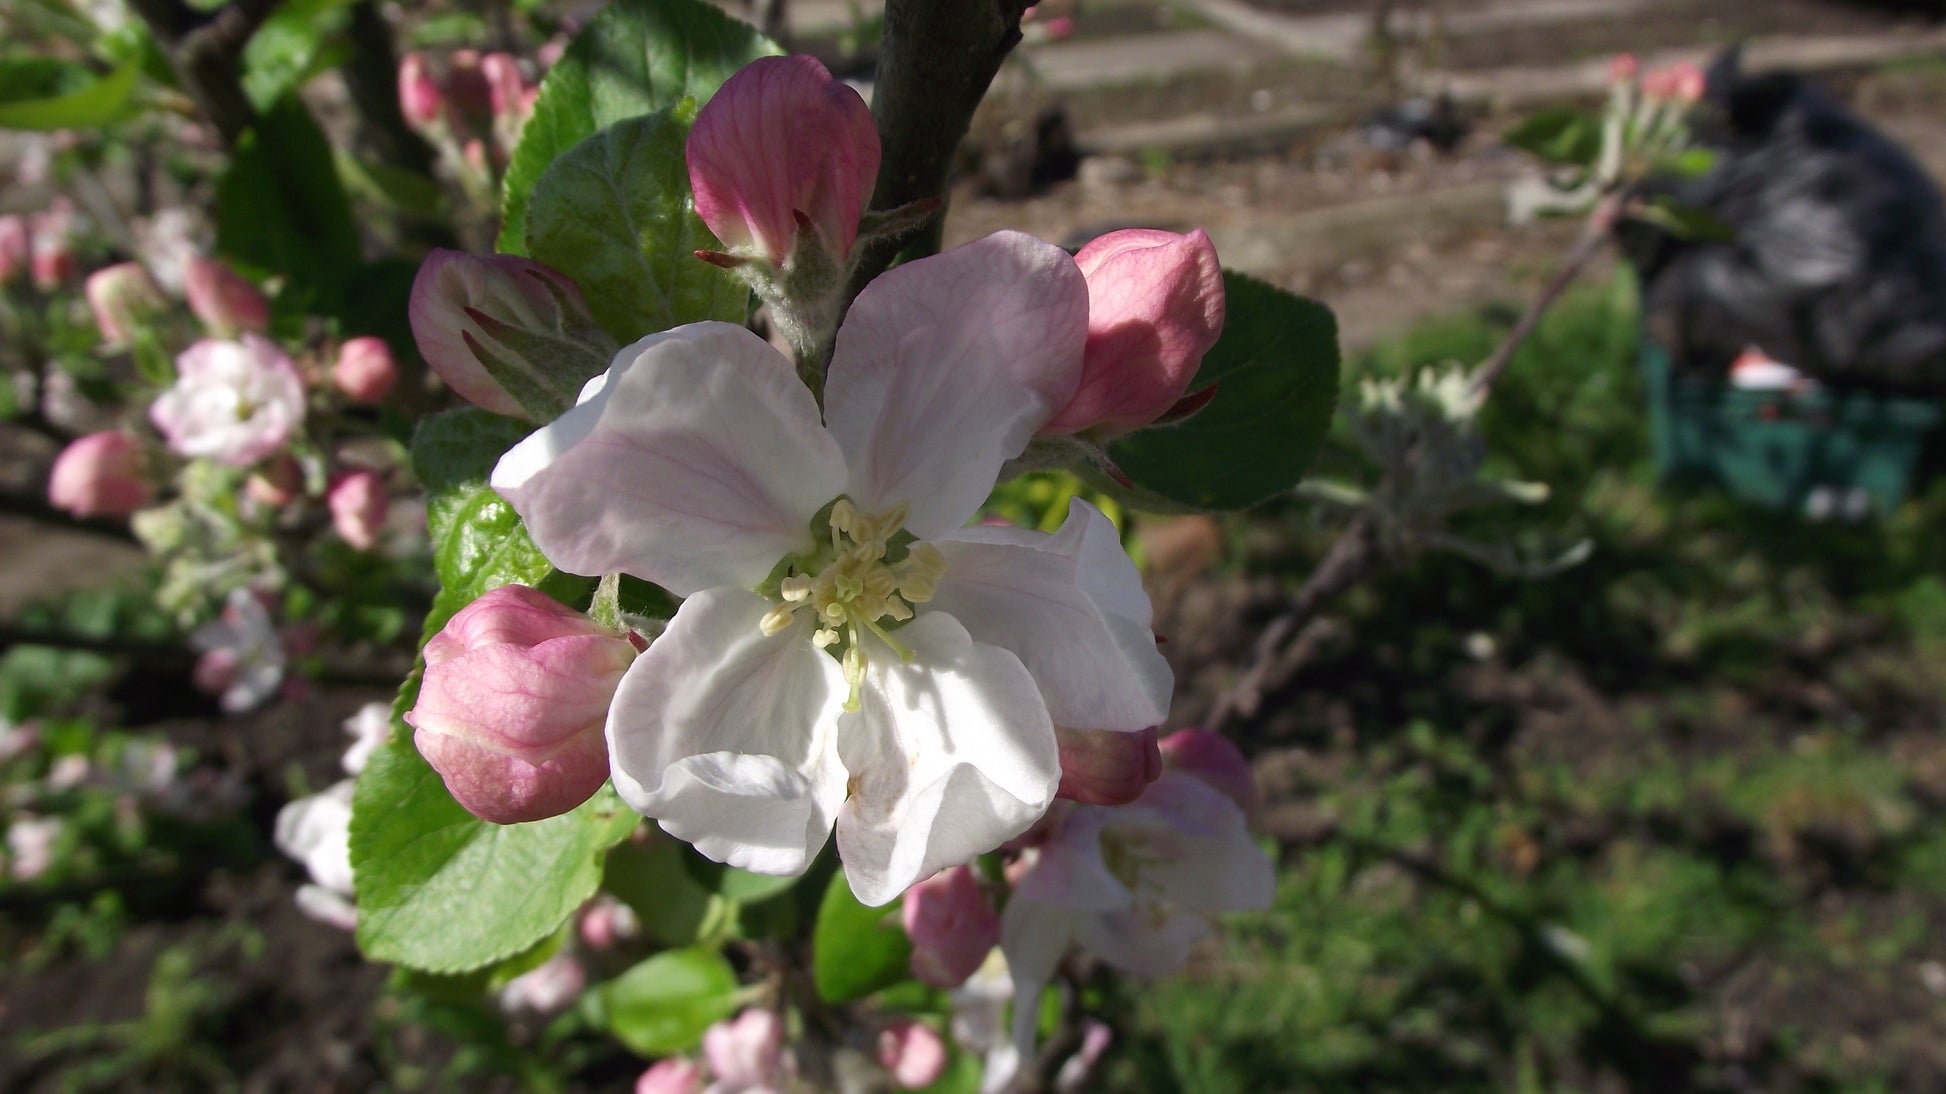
824;231;1088;537
998;890;1083;1068
184;257;271;335
606;588;848;876
686;55;880;263
635;1059;703;1094
1042;228;1224;438
47;431;150;519
151;335;305;467
1011;807;1128;912
1073;901;1213;978
929;500;1170;731
1053;725;1161;806
492;322;846;593
703;1009;784;1088
408;249;602;419
1158;728;1258;820
878;1019;949;1090
333;336;398;403
902;865;1001;988
835;613;1060;907
1119;773;1275;914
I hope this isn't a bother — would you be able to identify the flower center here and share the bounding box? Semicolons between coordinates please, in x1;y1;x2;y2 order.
758;498;947;710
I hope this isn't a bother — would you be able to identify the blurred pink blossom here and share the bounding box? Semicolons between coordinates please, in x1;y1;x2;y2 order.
150;335;305;467
47;431;151;519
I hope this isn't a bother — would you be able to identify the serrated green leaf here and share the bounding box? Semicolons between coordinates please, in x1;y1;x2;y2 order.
1503;107;1601;167
598;947;741;1056
0;57;138;129
1110;271;1340;510
215;96;359;313
812;869;912;1002
497;0;780;255
527;106;748;343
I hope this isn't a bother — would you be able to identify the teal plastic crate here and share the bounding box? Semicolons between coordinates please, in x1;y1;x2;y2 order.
1640;341;1943;514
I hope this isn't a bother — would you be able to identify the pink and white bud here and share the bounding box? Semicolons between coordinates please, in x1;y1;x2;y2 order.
634;1059;703;1094
1158;728;1257;821
404;584;634;824
184;257;270;335
482;52;527;120
1643;61;1705;106
398;52;443;128
579;894;641;950
332;336;398;403
150;335;305;467
686;54;881;265
408;248;602;419
28;206;75;290
0;215;30;285
1608;53;1639;84
878;1019;949;1090
1041;228;1225;439
47;431;150;519
499;949;587;1013
902;865;1000;989
84;262;166;345
1054;725;1161;807
702;1009;785;1089
327;470;388;551
246;454;305;509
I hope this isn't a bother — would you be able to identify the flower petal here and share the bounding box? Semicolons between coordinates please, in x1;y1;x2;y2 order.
824;232;1088;537
834;613;1060;906
1073;903;1213;978
929;499;1170;731
1125;773;1276;914
606;587;849;876
492;322;847;594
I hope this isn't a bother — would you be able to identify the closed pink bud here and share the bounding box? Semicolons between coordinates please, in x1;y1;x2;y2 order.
84;262;166;345
1158;728;1257;820
0;215;29;285
444;50;492;116
902;865;999;989
185;257;270;335
1041;228;1225;439
1667;60;1706;105
398;52;443;127
333;336;398;403
408;248;602;419
878;1019;948;1090
635;1059;703;1094
1608;53;1639;83
327;470;388;550
247;454;305;509
29;206;75;290
47;431;150;518
482;52;527;120
703;1009;784;1088
686;55;881;265
1054;725;1161;807
405;584;634;824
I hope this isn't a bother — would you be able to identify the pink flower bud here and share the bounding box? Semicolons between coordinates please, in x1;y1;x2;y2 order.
84;262;166;345
635;1059;703;1094
0;215;30;285
902;865;999;989
327;470;388;551
686;55;881;265
332;336;398;403
482;52;527;120
405;584;634;824
398;52;443;128
29;206;75;290
1608;53;1639;83
408;249;604;419
1041;228;1225;438
1054;725;1161;806
1667;60;1706;105
444;50;493;116
1158;728;1257;820
703;1009;784;1089
499;950;586;1013
579;895;640;950
247;454;305;509
184;257;270;335
878;1019;948;1090
47;430;151;519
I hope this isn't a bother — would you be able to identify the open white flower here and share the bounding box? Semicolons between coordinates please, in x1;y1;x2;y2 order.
492;231;1172;905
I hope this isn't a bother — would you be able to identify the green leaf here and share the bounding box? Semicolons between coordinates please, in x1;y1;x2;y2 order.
240;0;359;111
812;870;912;1002
604;836;731;947
1638;193;1736;243
497;0;780;255
682;853;804;904
597;947;741;1056
0;58;138;129
1503;107;1601;167
1110;271;1340;509
526;106;748;343
215;96;359;313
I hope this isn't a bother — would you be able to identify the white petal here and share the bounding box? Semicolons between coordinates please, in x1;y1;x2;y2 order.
1008;809;1130;913
997;891;1082;1071
929;499;1171;731
492;322;847;595
1074;903;1213;978
607;587;849;876
834;613;1059;906
823;232;1088;537
1128;774;1277;913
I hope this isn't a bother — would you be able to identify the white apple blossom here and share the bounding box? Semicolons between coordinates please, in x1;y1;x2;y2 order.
493;231;1172;906
150;335;305;467
190;589;287;713
274;778;357;931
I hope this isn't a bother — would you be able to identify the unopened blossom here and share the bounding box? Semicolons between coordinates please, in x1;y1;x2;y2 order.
328;470;388;551
274;778;357;929
246;454;305;510
879;1019;949;1090
636;1059;704;1094
333;336;398;403
47;431;151;519
0;215;29;285
904;865;1001;989
191;589;287;713
494;231;1172;905
1644;60;1706;104
398;52;443;127
703;1009;785;1092
579;894;641;950
184;256;270;335
84;262;166;346
29;204;75;289
150;335;305;467
7;816;61;881
1041;229;1225;439
1054;725;1160;806
408;248;610;419
405;584;635;824
687;54;880;267
1157;728;1257;821
499;949;587;1013
999;771;1275;1062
